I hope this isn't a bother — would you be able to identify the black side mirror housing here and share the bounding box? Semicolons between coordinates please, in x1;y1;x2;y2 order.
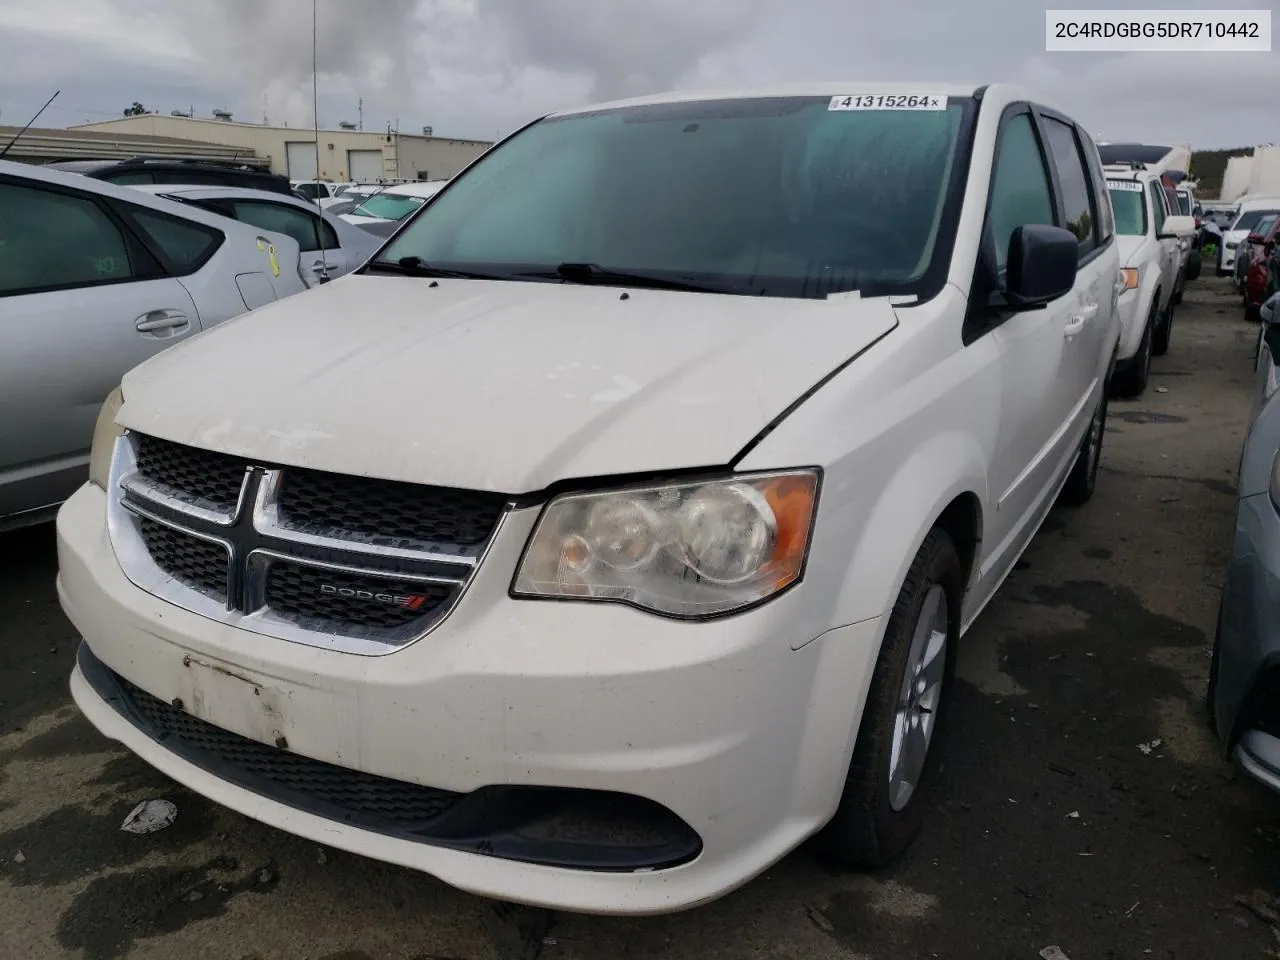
1004;224;1079;311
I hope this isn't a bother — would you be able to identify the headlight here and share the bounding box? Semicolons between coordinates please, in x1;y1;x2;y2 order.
88;386;125;489
511;471;819;618
1119;267;1139;291
1226;241;1238;250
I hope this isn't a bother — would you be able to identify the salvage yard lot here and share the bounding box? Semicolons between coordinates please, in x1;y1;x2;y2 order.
3;278;1280;960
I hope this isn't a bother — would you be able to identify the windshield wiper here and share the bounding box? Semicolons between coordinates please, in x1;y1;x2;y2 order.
363;257;504;280
521;262;736;294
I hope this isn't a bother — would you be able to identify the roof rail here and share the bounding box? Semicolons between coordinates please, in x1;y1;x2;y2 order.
115;155;275;171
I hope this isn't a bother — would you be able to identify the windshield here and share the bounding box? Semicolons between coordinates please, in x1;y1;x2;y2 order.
1254;214;1279;239
352;193;428;221
1174;192;1192;215
1107;181;1147;236
376;95;976;299
1233;209;1280;233
294;182;324;200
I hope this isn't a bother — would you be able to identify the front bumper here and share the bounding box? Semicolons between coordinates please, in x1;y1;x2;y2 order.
58;482;883;914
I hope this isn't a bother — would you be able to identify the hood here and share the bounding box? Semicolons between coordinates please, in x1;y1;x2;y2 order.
118;274;898;493
339;212;392;225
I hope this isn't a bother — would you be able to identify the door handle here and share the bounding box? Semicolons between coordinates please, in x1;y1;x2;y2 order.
135;309;188;332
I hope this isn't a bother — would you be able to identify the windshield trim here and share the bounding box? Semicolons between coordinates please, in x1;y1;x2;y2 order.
358;96;981;304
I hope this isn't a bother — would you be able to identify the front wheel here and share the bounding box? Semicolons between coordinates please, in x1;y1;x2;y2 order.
1152;298;1174;356
815;529;961;868
1060;387;1108;506
1111;304;1154;398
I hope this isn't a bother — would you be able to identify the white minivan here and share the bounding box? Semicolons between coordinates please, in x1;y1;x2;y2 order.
59;83;1120;915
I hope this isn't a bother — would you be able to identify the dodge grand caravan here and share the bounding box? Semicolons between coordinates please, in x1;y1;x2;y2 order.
59;83;1120;915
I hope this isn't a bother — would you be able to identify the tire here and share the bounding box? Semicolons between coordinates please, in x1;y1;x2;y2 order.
816;529;962;868
1110;304;1154;398
1060;386;1108;507
1207;608;1222;737
1152;297;1173;356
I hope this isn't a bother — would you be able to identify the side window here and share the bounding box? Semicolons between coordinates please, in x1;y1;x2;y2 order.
317;217;339;249
106;171;158;185
229;201;323;251
127;207;224;273
0;182;133;295
985;113;1056;275
1079;133;1114;244
1040;116;1098;257
1148;183;1167;236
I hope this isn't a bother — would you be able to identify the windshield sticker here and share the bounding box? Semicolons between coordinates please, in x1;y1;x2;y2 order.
1107;180;1143;192
828;94;948;111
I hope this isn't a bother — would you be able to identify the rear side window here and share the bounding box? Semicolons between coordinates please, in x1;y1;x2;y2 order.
105;171;159;185
229;201;337;252
1041;116;1098;257
985;113;1056;275
1148;183;1168;235
1079;135;1114;244
0;182;134;295
127;207;224;273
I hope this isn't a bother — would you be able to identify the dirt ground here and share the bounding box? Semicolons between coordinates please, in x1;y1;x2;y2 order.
3;275;1279;960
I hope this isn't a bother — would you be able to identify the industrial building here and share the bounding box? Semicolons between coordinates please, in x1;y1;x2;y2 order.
0;123;268;167
69;112;493;183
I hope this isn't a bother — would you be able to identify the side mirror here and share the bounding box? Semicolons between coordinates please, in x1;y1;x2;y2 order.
1159;214;1196;239
1248;233;1266;245
1005;224;1079;310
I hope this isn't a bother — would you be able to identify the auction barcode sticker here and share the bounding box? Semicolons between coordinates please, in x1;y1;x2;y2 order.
1107;180;1144;192
829;94;948;111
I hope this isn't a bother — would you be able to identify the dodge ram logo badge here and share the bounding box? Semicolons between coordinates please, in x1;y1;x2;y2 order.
319;584;429;610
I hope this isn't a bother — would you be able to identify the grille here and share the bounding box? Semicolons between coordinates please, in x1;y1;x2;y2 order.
276;469;506;547
117;673;463;826
265;562;454;631
134;433;248;513
137;516;228;601
113;433;504;653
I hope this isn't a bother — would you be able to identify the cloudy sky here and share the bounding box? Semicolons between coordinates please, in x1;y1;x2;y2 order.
0;0;1276;148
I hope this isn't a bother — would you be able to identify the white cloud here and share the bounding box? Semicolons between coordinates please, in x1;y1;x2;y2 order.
0;0;1276;147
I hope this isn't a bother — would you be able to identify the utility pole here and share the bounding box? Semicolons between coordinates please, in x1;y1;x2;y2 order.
358;97;363;131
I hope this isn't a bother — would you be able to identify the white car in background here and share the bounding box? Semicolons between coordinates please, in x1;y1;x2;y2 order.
291;179;352;209
339;180;449;236
0;159;306;531
1221;196;1280;277
128;185;380;285
1105;168;1195;397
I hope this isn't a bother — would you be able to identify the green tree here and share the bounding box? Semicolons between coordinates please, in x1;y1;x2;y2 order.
122;102;149;117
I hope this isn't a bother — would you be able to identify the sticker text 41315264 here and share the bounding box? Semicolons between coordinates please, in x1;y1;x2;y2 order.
829;94;948;111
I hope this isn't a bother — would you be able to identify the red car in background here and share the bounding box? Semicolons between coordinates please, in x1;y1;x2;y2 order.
1245;215;1280;320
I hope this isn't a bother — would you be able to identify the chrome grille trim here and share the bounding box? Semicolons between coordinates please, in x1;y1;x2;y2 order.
106;432;510;656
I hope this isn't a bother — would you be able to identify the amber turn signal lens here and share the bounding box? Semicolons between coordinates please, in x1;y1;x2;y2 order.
758;473;818;589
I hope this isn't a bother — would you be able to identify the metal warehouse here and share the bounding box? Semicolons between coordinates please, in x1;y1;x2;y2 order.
70;112;493;183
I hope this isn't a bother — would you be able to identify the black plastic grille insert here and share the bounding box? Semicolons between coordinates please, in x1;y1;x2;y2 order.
265;562;454;631
134;433;247;512
137;516;228;601
277;468;506;547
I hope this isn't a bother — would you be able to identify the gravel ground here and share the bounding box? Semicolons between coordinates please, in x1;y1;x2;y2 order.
2;275;1279;960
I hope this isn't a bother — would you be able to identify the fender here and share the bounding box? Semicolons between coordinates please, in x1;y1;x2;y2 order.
831;430;988;630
